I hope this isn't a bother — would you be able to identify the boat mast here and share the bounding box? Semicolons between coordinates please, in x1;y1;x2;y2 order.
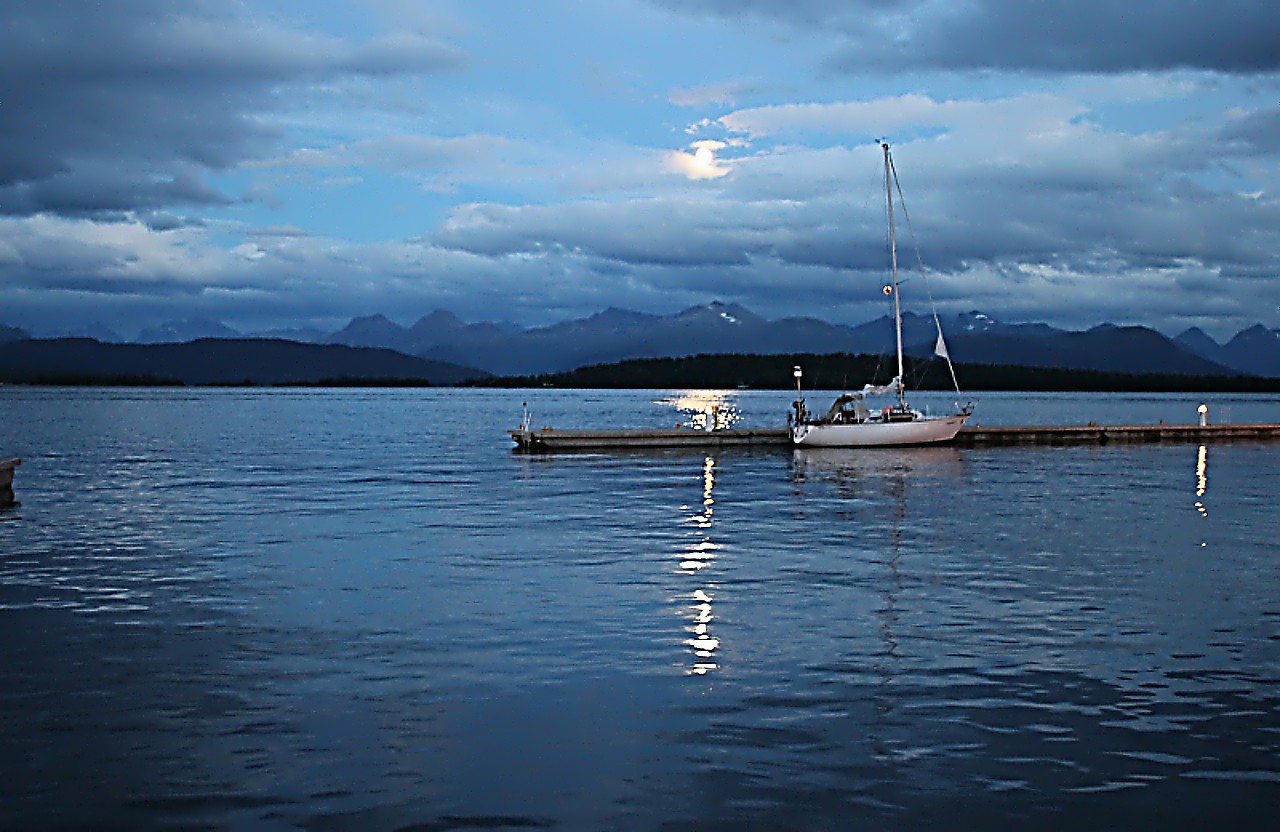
883;142;905;409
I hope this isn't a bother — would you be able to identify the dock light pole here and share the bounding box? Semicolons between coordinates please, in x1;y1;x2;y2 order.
792;366;806;425
1198;403;1208;426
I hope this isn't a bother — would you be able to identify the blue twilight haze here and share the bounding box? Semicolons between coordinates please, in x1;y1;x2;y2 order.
2;1;1279;340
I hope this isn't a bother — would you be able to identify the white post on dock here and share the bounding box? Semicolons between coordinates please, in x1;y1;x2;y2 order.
792;365;805;425
1198;403;1208;427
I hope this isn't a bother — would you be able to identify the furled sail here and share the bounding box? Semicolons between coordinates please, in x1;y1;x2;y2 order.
856;376;901;397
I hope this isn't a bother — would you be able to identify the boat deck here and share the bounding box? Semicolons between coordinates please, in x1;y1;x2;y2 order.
509;424;1280;452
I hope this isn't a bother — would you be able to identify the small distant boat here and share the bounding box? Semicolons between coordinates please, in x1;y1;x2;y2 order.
790;142;972;448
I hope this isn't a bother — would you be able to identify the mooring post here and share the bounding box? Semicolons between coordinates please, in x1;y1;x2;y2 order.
0;458;20;509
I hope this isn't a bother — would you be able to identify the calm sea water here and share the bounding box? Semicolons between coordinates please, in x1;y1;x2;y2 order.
1;387;1278;830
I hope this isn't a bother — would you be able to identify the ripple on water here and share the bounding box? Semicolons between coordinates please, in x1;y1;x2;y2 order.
2;388;1279;828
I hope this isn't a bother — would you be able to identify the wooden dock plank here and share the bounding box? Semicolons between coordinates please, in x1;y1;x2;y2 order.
509;428;789;451
954;423;1280;447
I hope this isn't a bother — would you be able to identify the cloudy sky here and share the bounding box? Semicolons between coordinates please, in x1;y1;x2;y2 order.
2;0;1279;339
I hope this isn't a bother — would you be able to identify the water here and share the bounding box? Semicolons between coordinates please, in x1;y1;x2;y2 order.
1;387;1278;830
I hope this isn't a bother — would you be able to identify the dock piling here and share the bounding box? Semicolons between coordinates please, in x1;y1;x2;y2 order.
1;458;19;508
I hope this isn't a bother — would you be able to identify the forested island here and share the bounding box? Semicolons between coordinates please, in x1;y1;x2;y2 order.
469;352;1280;393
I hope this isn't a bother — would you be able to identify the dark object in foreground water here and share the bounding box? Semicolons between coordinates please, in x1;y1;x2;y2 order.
0;458;18;508
510;423;1280;452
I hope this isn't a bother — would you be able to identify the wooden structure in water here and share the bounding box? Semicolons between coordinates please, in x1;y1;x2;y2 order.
510;427;788;452
956;423;1280;447
1;458;19;508
509;423;1280;453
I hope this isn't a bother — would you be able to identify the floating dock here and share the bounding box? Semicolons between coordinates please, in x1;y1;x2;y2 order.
1;458;19;507
510;427;788;452
510;424;1280;452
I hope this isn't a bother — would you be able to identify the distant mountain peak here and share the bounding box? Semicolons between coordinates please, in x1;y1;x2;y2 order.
1167;322;1279;376
0;322;31;343
1235;323;1279;339
136;317;239;344
326;313;412;350
585;307;657;325
675;301;759;326
348;313;398;327
1174;326;1221;349
410;310;465;333
421;309;464;324
334;314;407;335
68;321;124;343
956;310;996;331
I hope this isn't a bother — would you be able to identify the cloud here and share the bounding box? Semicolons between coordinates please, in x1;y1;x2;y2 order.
421;83;1280;333
435;199;761;267
716;92;1090;142
0;1;465;220
669;80;759;108
3;2;1278;340
1220;106;1280;155
648;0;1280;75
0;162;234;219
664;141;733;180
340;33;466;76
255;135;512;174
0;214;248;291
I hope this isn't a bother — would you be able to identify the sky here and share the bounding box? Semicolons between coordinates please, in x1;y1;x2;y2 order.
2;0;1279;340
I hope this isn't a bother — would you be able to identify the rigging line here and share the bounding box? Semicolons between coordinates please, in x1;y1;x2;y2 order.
887;151;963;398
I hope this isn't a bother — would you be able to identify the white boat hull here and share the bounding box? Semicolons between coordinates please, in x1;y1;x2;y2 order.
792;413;968;447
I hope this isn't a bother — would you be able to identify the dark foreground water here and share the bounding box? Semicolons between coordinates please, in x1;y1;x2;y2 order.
1;388;1278;830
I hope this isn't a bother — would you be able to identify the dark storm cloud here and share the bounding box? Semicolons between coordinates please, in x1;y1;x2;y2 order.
0;0;464;219
0;163;232;219
1219;107;1280;154
8;272;206;297
651;0;1280;74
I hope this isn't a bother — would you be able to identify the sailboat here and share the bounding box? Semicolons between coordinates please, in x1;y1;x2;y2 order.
789;142;972;448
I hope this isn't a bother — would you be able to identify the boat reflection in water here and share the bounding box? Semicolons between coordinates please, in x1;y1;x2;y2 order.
791;445;964;489
677;455;721;675
790;445;964;759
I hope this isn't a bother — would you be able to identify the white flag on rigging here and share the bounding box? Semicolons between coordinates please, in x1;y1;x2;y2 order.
934;331;949;359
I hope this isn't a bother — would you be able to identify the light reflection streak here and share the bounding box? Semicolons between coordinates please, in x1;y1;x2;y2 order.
1194;444;1209;548
679;455;721;675
656;391;741;432
1195;444;1208;502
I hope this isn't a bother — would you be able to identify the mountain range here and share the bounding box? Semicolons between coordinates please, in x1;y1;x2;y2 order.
5;303;1280;380
321;303;1280;378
